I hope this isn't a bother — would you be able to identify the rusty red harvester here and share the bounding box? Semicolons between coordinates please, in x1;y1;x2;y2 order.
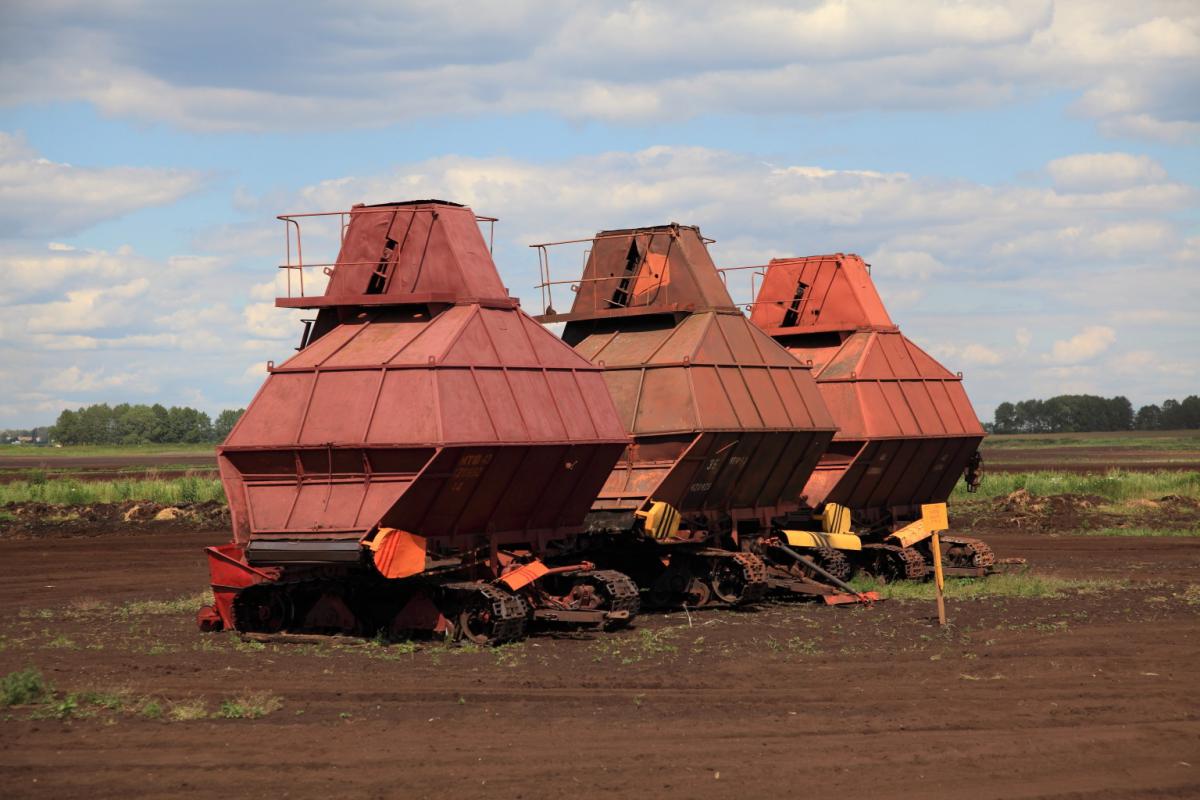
535;225;875;606
199;200;640;644
746;253;993;580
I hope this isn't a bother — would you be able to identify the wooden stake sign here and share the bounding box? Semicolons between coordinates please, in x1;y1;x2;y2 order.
922;503;949;626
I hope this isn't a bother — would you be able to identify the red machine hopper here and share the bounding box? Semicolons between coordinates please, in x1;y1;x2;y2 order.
203;201;637;641
749;253;983;512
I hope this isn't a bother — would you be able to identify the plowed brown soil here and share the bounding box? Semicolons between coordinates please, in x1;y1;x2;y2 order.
1;526;1198;799
0;453;218;484
982;445;1200;473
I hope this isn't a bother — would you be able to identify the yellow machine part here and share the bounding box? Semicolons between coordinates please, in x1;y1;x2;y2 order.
821;503;852;535
888;519;928;548
887;504;949;548
636;500;681;540
921;502;949;532
781;529;862;551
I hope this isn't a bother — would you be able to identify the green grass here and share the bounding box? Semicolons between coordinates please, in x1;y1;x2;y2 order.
0;443;215;458
848;572;1124;601
118;592;213;618
0;464;214;479
952;469;1200;502
1;667;50;706
0;667;280;723
217;692;283;719
983;430;1200;450
591;627;680;664
0;476;224;506
1079;527;1200;538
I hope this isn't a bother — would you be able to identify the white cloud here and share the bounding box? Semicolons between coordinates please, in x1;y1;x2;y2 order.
1046;325;1117;364
0;2;1194;140
1;141;1196;426
41;366;153;394
0;240;305;424
27;278;151;332
932;342;1006;367
0;132;205;237
1047;153;1169;192
1015;328;1032;353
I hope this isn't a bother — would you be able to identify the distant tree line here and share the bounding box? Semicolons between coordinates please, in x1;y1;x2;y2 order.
2;427;51;445
989;394;1200;434
50;404;245;445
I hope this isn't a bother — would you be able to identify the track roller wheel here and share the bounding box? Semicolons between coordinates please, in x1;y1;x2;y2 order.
862;544;927;582
445;583;528;646
942;535;996;570
574;570;641;628
811;546;854;583
231;583;294;633
708;552;768;605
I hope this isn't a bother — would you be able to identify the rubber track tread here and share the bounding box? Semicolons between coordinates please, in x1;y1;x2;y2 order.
941;535;996;568
232;577;318;634
812;546;853;583
445;582;528;644
587;570;642;618
862;543;927;581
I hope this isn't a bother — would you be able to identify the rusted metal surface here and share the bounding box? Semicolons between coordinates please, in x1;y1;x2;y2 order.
748;253;984;511
535;224;837;525
219;200;630;560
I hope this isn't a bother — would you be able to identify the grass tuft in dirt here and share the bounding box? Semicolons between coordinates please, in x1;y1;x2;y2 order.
217;692;283;719
168;698;209;721
118;592;212;619
1081;527;1200;537
849;572;1125;601
952;469;1200;502
0;476;224;506
1;667;51;706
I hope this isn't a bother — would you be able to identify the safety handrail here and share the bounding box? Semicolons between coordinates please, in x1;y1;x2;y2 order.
275;207;498;299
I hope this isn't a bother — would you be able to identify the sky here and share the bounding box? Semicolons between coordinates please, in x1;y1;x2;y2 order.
0;0;1196;427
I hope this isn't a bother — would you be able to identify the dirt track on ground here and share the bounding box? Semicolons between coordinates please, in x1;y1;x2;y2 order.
1;526;1198;800
981;445;1200;473
0;453;219;484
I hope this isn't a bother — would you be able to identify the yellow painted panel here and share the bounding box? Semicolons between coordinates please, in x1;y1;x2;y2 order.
888;519;929;548
921;502;949;532
636;500;681;540
782;529;862;551
820;503;852;535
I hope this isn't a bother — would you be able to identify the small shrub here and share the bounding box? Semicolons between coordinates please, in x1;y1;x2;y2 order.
168;698;209;721
138;698;164;719
217;692;283;719
1;667;50;706
79;690;130;711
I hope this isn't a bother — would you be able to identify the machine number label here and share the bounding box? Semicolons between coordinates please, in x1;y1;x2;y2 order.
450;452;494;492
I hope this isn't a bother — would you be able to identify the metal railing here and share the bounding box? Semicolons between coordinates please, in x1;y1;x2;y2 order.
275;207;498;299
531;228;709;316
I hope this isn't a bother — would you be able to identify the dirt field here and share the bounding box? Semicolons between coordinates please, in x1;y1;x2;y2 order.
981;446;1200;473
982;430;1200;473
0;453;218;485
5;431;1200;484
1;523;1197;800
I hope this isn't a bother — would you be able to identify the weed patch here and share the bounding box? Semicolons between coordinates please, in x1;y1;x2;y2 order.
1;667;51;706
849;572;1125;601
1081;527;1200;538
952;470;1200;502
217;692;283;719
0;476;224;506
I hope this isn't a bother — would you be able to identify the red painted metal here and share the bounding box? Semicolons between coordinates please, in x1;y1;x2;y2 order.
749;253;984;511
210;200;630;629
203;543;277;628
537;224;837;525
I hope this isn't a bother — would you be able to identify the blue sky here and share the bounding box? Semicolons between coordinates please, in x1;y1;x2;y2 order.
1;1;1196;426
